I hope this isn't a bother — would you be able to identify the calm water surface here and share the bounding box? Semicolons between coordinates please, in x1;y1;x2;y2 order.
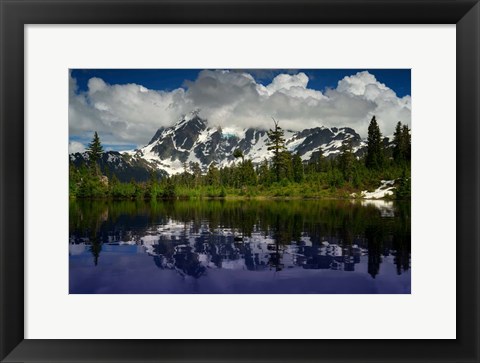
69;199;411;294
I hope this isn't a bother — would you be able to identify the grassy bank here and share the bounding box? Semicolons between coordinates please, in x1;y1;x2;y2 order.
69;179;406;201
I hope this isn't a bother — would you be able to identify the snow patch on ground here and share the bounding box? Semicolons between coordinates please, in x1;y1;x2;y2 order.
352;180;395;200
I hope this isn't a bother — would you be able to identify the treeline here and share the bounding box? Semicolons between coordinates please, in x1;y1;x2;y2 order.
69;116;411;200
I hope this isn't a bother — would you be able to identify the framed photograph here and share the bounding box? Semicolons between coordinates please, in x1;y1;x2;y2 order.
1;0;478;362
67;67;413;295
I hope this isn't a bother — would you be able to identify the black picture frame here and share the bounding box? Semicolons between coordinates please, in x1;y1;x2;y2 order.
1;0;479;362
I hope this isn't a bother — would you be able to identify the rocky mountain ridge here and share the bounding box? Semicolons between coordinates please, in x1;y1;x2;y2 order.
70;111;379;181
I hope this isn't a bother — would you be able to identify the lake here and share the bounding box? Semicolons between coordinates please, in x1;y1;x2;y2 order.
69;199;411;294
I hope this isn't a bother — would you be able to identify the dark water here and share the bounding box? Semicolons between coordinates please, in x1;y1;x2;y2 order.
69;199;411;294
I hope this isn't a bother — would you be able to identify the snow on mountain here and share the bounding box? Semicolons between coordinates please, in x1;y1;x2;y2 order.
118;111;367;176
70;111;376;179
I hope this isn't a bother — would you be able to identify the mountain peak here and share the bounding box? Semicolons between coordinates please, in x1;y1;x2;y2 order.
74;116;379;178
148;127;165;145
174;110;206;131
133;120;370;175
176;109;203;125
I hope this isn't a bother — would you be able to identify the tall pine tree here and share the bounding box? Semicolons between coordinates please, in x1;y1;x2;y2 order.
86;131;104;173
393;121;403;163
206;162;220;187
365;116;384;170
393;122;411;164
257;158;271;185
240;160;257;186
189;161;202;187
339;140;355;183
266;118;288;182
401;124;411;162
292;153;304;183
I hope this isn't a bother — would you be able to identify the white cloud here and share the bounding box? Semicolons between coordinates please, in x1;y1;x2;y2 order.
69;72;191;148
260;73;326;101
68;141;86;154
69;70;411;148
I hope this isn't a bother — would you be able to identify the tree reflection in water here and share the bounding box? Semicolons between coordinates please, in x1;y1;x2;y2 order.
69;199;411;281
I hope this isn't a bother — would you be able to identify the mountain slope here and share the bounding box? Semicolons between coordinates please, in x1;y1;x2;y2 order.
70;111;380;180
122;112;368;175
69;151;168;182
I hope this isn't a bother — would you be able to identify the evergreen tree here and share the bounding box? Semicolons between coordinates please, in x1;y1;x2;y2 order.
365;116;384;170
220;166;233;187
305;149;325;175
69;162;80;197
393;121;403;163
206;162;220;187
147;169;156;185
180;162;192;188
258;158;271;185
109;173;120;198
401;124;411;161
339;141;355;183
240;160;257;186
393;122;411;164
281;150;293;181
162;177;176;199
292;153;304;183
233;148;245;163
145;170;158;200
266;118;288;182
86;131;104;173
189;162;202;187
395;168;411;200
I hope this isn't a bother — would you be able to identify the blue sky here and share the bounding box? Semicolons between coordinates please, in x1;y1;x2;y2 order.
71;69;410;98
69;69;411;153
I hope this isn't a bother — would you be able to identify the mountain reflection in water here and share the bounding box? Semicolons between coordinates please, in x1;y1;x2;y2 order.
69;199;410;294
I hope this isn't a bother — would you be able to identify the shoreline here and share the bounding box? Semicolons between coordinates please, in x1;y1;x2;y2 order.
69;195;401;202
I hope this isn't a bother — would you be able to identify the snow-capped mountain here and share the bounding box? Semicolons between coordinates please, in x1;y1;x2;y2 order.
69;150;169;182
70;111;370;181
124;111;366;175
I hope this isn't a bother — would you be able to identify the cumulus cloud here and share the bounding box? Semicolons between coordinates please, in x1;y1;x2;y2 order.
69;70;411;148
69;73;191;148
68;141;86;154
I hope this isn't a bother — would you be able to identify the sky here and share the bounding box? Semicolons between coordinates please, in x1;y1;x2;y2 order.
69;69;411;153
